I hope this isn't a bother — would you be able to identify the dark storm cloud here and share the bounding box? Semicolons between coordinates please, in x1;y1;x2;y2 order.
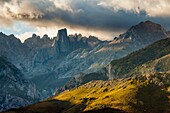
0;0;170;32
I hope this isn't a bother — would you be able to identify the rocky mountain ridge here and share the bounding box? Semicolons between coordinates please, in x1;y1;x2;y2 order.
0;20;169;102
6;33;170;113
0;57;40;111
1;21;167;80
0;29;104;98
107;38;170;78
56;37;170;94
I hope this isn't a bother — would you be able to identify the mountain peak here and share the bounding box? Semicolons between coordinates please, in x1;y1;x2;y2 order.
145;20;155;24
42;34;48;39
56;28;68;41
139;20;156;25
32;33;37;38
112;20;167;46
58;28;67;32
52;28;70;53
24;34;52;49
0;32;6;36
135;20;163;30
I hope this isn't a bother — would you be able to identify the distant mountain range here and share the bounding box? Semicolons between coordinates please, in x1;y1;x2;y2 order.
0;20;170;112
3;37;170;113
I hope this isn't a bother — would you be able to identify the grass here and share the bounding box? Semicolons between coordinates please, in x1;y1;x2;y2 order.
129;54;170;76
54;77;170;113
110;38;170;77
3;76;170;113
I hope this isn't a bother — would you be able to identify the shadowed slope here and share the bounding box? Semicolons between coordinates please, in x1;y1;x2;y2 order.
3;74;169;113
109;38;170;78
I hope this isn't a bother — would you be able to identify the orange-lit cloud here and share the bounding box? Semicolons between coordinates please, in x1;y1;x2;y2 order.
98;0;170;17
0;0;170;41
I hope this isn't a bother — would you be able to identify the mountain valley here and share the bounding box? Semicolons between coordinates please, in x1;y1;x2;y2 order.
0;21;170;112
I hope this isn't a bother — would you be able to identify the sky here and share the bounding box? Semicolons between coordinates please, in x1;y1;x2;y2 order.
0;0;170;42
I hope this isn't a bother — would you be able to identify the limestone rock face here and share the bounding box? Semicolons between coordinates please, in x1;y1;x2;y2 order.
112;20;167;47
52;29;102;54
0;57;40;111
24;34;52;50
53;28;70;53
0;33;29;67
166;31;170;37
69;34;102;50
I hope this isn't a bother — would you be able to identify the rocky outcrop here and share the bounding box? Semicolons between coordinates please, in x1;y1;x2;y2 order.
112;20;167;46
53;28;70;53
69;34;102;50
0;57;40;111
52;29;102;54
24;34;52;50
166;31;170;37
0;33;29;68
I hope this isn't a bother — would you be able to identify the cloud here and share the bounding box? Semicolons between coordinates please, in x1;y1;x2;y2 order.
0;0;170;41
98;0;140;13
1;0;170;28
98;0;170;17
142;0;170;17
2;0;45;20
52;0;73;12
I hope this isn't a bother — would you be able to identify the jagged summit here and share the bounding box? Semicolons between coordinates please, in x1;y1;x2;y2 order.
138;20;160;26
24;34;52;50
112;20;167;46
56;28;70;53
131;20;165;33
56;28;68;40
42;34;49;39
52;28;102;53
52;28;70;53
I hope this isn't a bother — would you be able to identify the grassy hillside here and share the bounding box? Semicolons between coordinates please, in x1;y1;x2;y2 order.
110;38;170;77
55;72;108;95
54;75;170;113
3;73;170;113
129;53;170;76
